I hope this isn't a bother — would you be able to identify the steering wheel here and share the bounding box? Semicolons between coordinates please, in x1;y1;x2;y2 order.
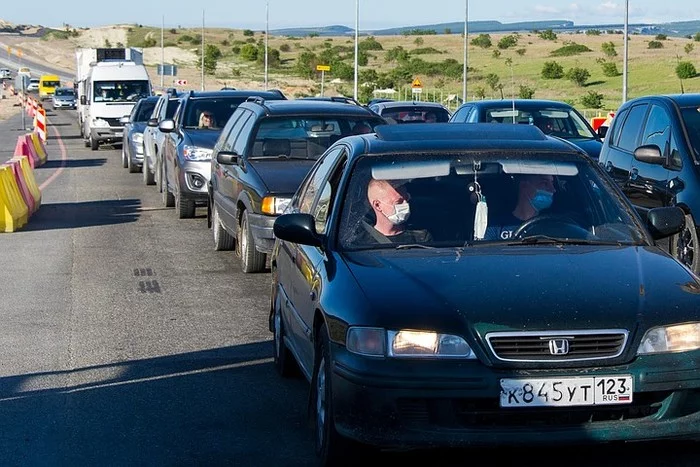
512;214;586;239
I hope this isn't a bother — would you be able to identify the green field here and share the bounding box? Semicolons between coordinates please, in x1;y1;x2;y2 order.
118;25;700;112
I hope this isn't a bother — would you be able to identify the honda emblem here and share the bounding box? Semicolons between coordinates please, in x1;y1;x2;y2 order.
548;339;570;355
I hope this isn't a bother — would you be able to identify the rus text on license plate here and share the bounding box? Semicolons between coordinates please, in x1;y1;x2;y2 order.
500;376;633;408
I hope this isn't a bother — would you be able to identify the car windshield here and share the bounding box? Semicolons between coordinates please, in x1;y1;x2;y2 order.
337;153;647;250
249;116;382;160
379;107;451;124
482;107;596;140
680;106;700;158
94;80;150;103
135;101;157;121
54;88;74;97
182;97;249;129
42;80;60;87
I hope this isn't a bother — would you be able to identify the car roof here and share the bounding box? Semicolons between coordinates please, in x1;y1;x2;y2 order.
464;99;577;110
181;89;286;100
372;100;449;110
623;93;700;107
240;98;383;117
345;123;586;158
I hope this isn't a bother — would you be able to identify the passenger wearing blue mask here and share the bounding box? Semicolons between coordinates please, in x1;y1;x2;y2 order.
484;174;557;241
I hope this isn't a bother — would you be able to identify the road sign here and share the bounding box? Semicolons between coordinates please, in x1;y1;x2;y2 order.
158;64;178;76
316;65;331;72
411;87;423;94
174;79;188;85
411;78;423;88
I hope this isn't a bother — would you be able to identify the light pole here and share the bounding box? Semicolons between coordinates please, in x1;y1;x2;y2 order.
462;0;468;103
353;0;359;100
201;9;205;91
264;0;269;90
160;15;164;89
622;0;629;103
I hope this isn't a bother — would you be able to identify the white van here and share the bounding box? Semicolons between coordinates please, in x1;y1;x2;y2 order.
81;62;151;150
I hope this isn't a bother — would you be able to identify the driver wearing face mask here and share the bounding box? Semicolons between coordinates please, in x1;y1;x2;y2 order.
484;174;557;241
357;178;433;245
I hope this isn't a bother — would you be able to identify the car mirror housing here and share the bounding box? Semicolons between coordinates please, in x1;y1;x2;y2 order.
646;206;685;240
597;126;609;139
147;118;158;127
633;145;664;165
119;116;130;124
216;151;238;165
80;95;86;105
158;119;175;133
273;213;323;247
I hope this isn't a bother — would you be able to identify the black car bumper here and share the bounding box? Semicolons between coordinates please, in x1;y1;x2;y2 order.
330;344;700;449
248;212;276;254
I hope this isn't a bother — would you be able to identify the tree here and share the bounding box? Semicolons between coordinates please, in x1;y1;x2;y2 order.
581;91;604;109
601;41;617;57
601;61;620;77
471;34;492;48
566;67;591;86
518;85;535;99
676;61;697;79
541;61;564;79
685;43;695;55
201;44;222;74
497;34;519;49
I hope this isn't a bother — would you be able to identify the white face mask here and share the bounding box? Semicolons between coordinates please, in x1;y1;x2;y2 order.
384;201;411;225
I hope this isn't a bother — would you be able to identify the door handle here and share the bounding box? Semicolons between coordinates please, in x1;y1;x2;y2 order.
630;167;639;181
605;161;613;172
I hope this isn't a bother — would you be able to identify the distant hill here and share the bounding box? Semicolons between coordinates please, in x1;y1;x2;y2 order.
270;19;700;38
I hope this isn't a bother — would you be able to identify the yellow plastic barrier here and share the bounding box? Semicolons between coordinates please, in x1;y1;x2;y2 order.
12;155;41;212
29;132;47;165
0;165;29;232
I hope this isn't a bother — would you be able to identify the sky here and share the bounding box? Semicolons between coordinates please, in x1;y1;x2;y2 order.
2;0;699;31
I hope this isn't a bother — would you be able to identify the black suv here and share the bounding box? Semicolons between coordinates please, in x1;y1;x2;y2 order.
598;93;700;274
158;89;286;218
208;98;386;273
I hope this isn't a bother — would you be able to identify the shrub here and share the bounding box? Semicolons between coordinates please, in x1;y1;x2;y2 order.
360;36;383;51
581;91;604;109
602;41;617;57
471;34;492;48
539;29;557;41
541;61;564;79
497;34;519;49
279;43;291;52
518;85;535;99
586;29;601;36
676;61;697;79
566;67;591;86
492;49;501;58
516;48;526;56
550;42;592;56
648;41;663;49
655;34;668;41
685;43;695;54
243;29;254;37
601;61;620;77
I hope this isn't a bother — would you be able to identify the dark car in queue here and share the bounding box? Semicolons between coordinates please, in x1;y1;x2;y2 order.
158;89;286;218
208;98;386;273
51;86;76;110
598;93;700;276
450;98;603;160
368;100;452;124
268;123;700;465
120;96;159;173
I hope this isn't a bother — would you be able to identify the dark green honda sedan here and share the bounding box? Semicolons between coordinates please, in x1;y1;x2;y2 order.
269;123;700;465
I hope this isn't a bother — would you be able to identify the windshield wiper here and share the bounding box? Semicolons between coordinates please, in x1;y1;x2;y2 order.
395;244;436;250
508;235;627;246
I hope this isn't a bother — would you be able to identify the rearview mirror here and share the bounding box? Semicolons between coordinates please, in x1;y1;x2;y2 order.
147;117;158;127
119;116;130;124
80;95;86;105
158;119;175;133
273;213;324;247
597;125;609;139
633;145;664;165
216;151;238;165
646;206;685;240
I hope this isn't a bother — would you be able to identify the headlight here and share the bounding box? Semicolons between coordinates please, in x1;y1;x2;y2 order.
262;196;291;215
92;118;109;127
183;145;213;161
637;323;700;354
346;327;476;359
131;132;143;144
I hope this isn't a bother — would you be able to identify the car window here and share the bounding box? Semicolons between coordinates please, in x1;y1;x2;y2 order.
380;107;450;123
450;105;472;123
297;147;345;216
337;153;647;250
616;104;648;152
670;134;683;169
165;99;179;119
641;105;671;154
232;112;256;156
607;108;628;147
249;116;381;160
680;106;700;159
135;100;157;122
222;110;250;152
182;97;248;129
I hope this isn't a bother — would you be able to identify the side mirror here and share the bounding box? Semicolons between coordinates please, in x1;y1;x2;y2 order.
119;116;130;124
216;151;238;165
634;145;664;165
273;213;323;247
597;125;609;139
158;119;175;133
80;95;86;105
646;206;685;240
147;117;158;127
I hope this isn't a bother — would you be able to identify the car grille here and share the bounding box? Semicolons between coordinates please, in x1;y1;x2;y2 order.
397;392;666;429
104;117;123;128
486;330;628;362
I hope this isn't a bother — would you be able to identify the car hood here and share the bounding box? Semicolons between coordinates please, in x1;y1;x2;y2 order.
54;95;75;101
341;245;700;334
182;129;221;149
248;159;317;194
565;138;602;160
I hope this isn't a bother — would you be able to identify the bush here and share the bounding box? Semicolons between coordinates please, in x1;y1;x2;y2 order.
601;61;620;77
586;29;601;36
280;43;291;52
492;49;501;58
539;29;557;41
566;67;591;86
497;34;519;49
695;32;700;42
655;34;668;41
581;91;604;109
676;61;697;79
541;61;564;79
602;41;617;57
243;29;254;37
550;42;592;56
471;34;492;48
516;48;526;56
360;36;383;51
518;85;535;99
648;41;663;49
685;43;695;54
411;47;443;55
240;43;258;61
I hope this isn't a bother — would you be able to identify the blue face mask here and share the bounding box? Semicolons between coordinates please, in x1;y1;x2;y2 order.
530;190;554;212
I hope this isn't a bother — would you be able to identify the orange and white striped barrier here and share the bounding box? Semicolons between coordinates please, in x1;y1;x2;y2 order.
34;105;47;144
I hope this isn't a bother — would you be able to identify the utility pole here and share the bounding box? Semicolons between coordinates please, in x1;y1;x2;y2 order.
265;0;269;90
160;15;164;89
201;9;205;91
622;0;629;103
462;0;468;103
353;0;359;100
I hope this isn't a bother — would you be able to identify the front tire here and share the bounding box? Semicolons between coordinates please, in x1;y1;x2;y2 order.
121;145;128;168
143;159;155;185
272;289;298;377
212;204;234;251
239;210;266;273
161;163;175;208
671;213;700;274
90;135;98;151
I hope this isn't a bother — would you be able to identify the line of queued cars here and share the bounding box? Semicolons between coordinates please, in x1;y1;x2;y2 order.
117;89;700;465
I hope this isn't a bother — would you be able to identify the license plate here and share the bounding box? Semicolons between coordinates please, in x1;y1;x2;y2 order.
500;375;633;408
114;132;123;138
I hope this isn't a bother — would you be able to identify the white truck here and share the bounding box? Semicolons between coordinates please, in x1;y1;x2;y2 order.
75;48;152;150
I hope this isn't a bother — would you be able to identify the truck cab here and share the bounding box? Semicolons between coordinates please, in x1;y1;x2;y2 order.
39;74;61;100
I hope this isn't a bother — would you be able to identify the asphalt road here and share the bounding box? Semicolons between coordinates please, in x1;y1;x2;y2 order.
0;108;697;466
